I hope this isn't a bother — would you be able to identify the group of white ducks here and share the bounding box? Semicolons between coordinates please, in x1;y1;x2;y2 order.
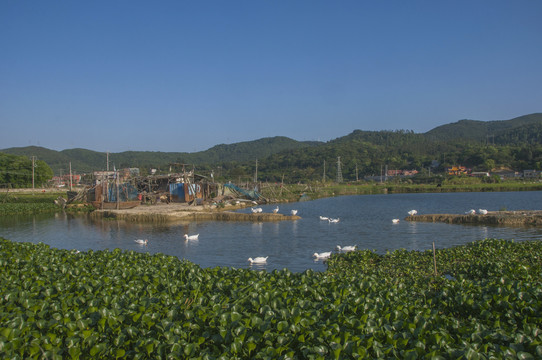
312;245;357;260
467;209;488;215
391;209;418;224
250;244;357;265
319;215;340;223
251;206;298;216
391;208;489;223
134;232;200;246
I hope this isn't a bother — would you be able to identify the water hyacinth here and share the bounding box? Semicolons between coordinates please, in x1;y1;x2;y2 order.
0;237;541;359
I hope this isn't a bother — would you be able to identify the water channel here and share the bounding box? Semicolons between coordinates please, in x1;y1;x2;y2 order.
1;191;541;272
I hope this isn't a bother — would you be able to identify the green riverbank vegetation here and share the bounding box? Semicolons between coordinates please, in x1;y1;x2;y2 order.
259;178;542;203
0;191;93;216
1;238;540;359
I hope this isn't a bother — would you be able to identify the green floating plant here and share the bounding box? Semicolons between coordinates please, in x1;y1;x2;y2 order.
0;237;541;359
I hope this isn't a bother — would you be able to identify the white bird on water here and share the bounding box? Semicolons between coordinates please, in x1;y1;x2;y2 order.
466;209;476;215
248;256;268;264
313;251;332;259
408;210;418;216
328;218;340;223
273;206;279;214
478;209;488;215
134;239;148;245
251;207;263;213
319;216;329;221
291;209;298;216
336;245;356;252
392;219;400;224
183;234;199;241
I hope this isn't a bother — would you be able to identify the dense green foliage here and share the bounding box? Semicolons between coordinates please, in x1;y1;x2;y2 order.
0;153;53;188
1;238;540;359
2;113;542;183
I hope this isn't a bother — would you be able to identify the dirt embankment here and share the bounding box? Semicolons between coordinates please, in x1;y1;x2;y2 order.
90;203;301;223
406;210;542;226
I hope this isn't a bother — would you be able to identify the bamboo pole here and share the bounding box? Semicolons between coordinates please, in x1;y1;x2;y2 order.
433;242;438;276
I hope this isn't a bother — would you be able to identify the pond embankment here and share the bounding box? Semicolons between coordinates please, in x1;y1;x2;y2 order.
90;203;301;222
406;210;542;226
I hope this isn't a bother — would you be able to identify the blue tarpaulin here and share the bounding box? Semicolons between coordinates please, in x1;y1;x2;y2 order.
224;183;261;200
108;182;139;202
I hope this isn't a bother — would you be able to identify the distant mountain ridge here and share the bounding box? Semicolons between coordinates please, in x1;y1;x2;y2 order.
1;136;321;174
424;113;542;143
1;113;541;176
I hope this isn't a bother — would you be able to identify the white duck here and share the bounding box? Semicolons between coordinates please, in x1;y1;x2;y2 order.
313;251;332;259
328;218;340;223
183;234;199;241
407;210;418;216
251;207;263;213
319;216;329;221
466;209;476;215
134;239;148;245
336;245;356;252
248;256;268;264
273;206;279;214
392;219;400;224
291;209;298;216
478;209;488;215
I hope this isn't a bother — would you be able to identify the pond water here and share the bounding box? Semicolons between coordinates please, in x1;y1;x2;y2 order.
1;191;541;272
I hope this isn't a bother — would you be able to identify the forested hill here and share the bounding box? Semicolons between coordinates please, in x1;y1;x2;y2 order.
424;113;542;144
0;136;320;174
1;113;541;179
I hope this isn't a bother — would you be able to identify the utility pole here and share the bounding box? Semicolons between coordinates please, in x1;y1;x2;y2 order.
254;159;258;183
355;164;359;182
106;152;110;171
336;157;343;183
31;156;36;190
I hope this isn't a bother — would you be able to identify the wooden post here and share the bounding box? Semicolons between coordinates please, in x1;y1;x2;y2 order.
116;169;120;210
433;242;438;276
31;156;35;191
69;162;73;191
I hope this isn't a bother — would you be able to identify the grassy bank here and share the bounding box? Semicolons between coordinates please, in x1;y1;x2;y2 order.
1;237;540;359
0;190;93;215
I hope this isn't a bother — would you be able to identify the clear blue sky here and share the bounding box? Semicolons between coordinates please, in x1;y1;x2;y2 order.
1;1;541;153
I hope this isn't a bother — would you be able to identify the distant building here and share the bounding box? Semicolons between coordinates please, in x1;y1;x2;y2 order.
470;172;490;177
447;166;470;176
386;169;419;177
523;170;540;179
